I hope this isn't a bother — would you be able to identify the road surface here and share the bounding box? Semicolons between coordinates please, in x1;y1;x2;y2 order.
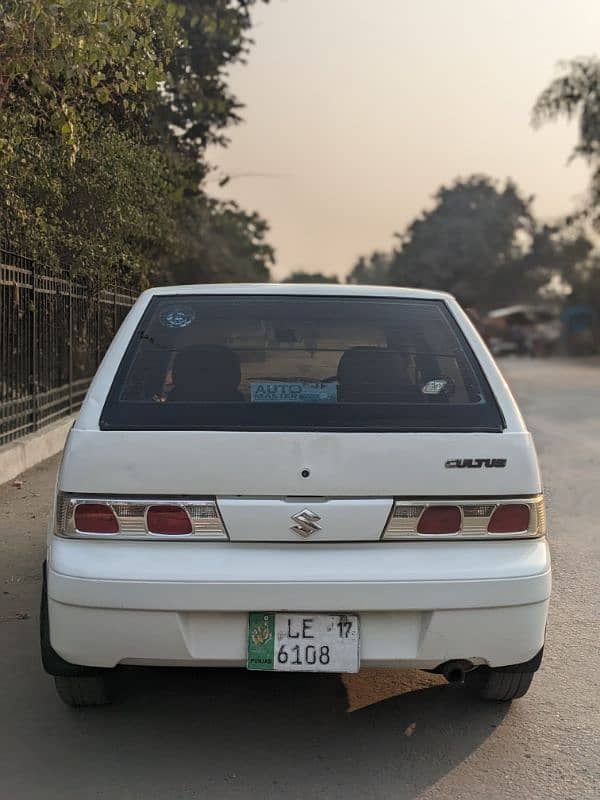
0;358;598;799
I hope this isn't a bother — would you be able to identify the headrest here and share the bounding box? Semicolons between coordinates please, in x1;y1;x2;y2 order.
337;347;415;401
171;346;241;400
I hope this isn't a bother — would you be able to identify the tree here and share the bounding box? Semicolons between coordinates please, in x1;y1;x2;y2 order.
0;0;274;287
0;0;181;154
168;199;274;284
533;58;600;223
157;1;267;159
283;271;339;283
346;251;391;285
0;1;183;281
531;58;600;313
348;176;592;309
0;110;195;282
156;0;275;285
387;176;537;306
556;250;600;309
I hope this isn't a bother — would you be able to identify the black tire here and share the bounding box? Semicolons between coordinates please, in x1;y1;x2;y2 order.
40;568;82;676
465;667;535;701
40;563;111;680
54;675;112;707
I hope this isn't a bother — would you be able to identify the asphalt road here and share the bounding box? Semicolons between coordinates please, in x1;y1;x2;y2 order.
0;358;598;800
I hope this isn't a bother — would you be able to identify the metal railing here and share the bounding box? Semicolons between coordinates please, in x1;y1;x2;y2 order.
0;245;137;447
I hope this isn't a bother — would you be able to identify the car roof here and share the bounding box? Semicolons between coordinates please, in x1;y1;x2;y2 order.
142;283;453;300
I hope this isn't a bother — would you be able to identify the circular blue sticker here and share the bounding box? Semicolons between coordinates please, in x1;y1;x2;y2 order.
159;305;195;329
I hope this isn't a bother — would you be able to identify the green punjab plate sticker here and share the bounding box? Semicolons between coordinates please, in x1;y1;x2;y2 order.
247;612;275;671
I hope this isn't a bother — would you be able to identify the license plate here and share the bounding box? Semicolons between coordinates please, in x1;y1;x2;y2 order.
247;613;360;673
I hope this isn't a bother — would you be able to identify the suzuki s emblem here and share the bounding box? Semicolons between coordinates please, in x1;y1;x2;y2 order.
290;509;322;538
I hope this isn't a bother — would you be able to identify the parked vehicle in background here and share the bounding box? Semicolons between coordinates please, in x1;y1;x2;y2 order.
485;305;561;357
41;284;550;707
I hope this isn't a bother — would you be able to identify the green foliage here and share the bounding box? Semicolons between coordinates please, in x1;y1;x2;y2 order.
0;0;181;154
0;0;273;287
533;58;600;225
555;241;600;309
168;199;274;284
283;271;339;284
347;252;391;285
531;58;600;312
0;113;185;283
348;176;592;309
533;59;600;159
388;176;536;305
158;1;267;156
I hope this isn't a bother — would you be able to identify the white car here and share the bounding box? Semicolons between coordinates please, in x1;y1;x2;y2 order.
41;284;550;706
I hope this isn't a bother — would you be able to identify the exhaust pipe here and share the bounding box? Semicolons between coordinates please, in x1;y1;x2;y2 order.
440;660;473;684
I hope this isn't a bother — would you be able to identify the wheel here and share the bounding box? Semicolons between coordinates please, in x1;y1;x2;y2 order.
40;569;83;676
465;666;534;701
41;563;114;706
54;675;112;707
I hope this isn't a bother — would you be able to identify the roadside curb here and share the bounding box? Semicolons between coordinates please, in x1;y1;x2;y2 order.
0;415;76;486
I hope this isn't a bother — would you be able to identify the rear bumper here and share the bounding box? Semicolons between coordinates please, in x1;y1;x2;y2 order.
47;538;551;670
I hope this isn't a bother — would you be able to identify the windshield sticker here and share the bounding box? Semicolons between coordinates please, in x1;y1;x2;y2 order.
421;379;448;395
159;305;195;329
250;381;338;403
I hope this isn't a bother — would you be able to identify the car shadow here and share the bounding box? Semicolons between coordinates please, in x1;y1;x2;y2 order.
67;665;509;799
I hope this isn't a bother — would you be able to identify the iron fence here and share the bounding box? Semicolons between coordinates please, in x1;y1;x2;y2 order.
0;245;137;447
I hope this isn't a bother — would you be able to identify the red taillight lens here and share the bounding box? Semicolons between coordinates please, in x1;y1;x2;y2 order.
417;506;462;534
74;503;119;534
146;505;192;535
488;504;530;533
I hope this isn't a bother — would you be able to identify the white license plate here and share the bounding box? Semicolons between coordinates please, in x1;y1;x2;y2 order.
247;613;360;673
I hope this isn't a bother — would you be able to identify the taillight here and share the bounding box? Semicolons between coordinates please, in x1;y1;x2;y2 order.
488;504;530;534
383;496;546;539
417;506;461;534
55;493;228;540
146;505;192;535
74;503;119;534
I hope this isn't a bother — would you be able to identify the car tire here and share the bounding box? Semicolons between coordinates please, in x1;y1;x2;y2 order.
40;563;106;672
40;568;83;676
54;675;112;707
465;666;534;701
41;562;114;704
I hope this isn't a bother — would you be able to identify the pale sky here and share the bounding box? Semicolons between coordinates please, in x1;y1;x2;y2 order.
208;0;600;281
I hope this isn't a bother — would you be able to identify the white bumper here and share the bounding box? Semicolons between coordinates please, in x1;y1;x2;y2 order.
47;538;551;669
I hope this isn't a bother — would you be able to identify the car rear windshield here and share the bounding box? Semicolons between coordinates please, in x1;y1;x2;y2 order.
100;295;504;432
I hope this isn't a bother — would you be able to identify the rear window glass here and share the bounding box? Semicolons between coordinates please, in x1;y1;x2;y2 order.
100;295;504;432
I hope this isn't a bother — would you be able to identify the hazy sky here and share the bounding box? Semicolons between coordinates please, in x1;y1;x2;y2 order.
209;0;600;280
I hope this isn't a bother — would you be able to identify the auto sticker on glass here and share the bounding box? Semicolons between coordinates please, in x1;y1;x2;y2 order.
250;381;337;403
